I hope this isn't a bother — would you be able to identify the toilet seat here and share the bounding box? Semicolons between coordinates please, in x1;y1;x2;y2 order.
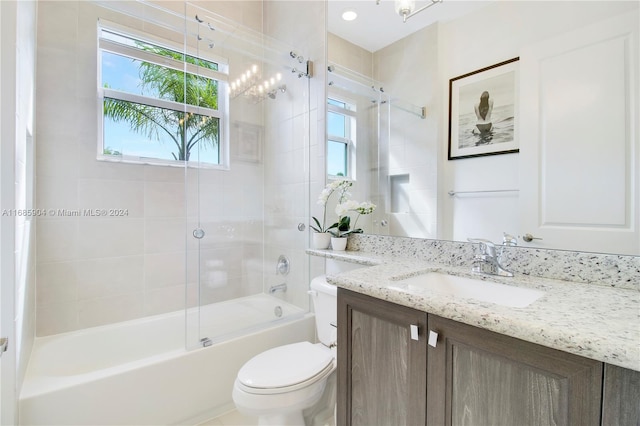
236;342;335;395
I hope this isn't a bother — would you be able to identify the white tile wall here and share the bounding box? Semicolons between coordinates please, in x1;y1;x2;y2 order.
36;220;79;263
35;261;77;306
36;300;79;336
78;219;145;259
372;24;439;239
327;33;373;78
262;0;326;307
76;256;145;300
78;179;145;217
78;292;145;328
34;1;275;336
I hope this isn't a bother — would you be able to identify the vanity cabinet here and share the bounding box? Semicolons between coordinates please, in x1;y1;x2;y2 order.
337;288;427;426
601;364;640;425
337;289;639;426
427;314;602;426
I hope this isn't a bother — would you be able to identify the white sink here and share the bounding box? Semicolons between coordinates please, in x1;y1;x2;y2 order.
392;272;544;308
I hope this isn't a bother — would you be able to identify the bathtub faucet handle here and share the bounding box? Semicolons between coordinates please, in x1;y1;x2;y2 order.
276;255;290;275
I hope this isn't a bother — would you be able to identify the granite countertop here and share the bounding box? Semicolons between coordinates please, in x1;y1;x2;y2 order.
308;249;640;372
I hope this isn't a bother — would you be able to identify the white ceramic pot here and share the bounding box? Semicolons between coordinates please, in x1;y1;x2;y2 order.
312;232;331;249
331;237;348;251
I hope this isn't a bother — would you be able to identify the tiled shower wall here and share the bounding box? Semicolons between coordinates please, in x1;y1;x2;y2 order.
327;29;438;240
262;0;326;307
34;1;269;336
373;24;439;239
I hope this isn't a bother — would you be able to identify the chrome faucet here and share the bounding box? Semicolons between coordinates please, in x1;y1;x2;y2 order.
468;238;513;277
268;283;287;294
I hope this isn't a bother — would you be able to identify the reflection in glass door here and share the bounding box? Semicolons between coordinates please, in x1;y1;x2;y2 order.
185;5;311;349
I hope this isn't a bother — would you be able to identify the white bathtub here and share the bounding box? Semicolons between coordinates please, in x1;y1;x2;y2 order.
20;294;315;425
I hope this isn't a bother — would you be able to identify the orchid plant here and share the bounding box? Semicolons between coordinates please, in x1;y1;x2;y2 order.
331;200;376;238
310;180;353;233
310;179;376;237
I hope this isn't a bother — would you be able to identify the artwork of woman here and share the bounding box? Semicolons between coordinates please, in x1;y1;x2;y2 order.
449;58;518;158
474;91;493;134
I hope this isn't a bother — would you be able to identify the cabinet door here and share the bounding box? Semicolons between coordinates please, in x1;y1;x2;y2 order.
601;364;640;426
427;315;602;426
337;289;428;426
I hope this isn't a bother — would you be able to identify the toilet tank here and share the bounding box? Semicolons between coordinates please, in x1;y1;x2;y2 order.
310;276;337;347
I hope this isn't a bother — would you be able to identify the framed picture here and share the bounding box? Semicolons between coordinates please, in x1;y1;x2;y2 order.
233;121;262;163
448;57;519;160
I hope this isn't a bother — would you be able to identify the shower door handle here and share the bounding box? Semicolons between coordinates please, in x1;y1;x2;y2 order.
193;228;205;239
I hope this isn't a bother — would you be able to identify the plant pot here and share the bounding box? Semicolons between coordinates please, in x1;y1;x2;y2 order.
331;236;348;251
312;232;331;249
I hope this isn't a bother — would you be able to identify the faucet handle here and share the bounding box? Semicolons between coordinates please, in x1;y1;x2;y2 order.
502;233;518;246
468;238;496;257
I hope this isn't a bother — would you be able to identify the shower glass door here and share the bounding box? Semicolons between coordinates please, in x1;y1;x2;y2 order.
326;65;384;236
184;3;311;349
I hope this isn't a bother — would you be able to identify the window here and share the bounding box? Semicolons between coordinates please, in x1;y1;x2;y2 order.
327;97;356;178
98;24;228;167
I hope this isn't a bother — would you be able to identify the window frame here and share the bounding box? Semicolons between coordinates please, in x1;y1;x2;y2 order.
327;96;357;180
97;20;230;169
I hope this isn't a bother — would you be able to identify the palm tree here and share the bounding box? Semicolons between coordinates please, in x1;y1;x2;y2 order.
103;45;219;161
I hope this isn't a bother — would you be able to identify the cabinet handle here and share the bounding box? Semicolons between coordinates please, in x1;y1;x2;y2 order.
410;324;419;341
428;330;438;347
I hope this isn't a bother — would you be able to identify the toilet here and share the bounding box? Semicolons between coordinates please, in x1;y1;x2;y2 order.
232;276;337;426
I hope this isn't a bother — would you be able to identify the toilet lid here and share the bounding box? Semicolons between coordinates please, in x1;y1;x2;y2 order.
237;342;333;389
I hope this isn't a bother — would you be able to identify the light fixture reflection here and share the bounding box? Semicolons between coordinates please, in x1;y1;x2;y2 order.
341;9;358;21
229;64;285;102
394;0;415;22
389;0;443;23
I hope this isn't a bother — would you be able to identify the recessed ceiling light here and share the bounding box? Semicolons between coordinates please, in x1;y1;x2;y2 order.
342;9;358;21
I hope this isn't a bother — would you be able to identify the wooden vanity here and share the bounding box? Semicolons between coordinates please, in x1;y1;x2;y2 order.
310;243;640;426
337;288;639;426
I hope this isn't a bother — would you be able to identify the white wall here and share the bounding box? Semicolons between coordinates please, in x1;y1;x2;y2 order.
438;1;639;243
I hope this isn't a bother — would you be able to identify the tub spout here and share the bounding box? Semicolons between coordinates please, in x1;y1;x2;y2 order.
268;283;287;294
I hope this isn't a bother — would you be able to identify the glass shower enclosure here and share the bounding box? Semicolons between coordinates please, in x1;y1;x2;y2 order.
95;0;312;350
183;3;312;348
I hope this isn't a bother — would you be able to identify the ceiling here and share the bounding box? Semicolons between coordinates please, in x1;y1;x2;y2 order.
327;0;491;52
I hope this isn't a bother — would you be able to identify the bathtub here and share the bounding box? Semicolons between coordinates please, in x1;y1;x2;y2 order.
20;294;315;425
